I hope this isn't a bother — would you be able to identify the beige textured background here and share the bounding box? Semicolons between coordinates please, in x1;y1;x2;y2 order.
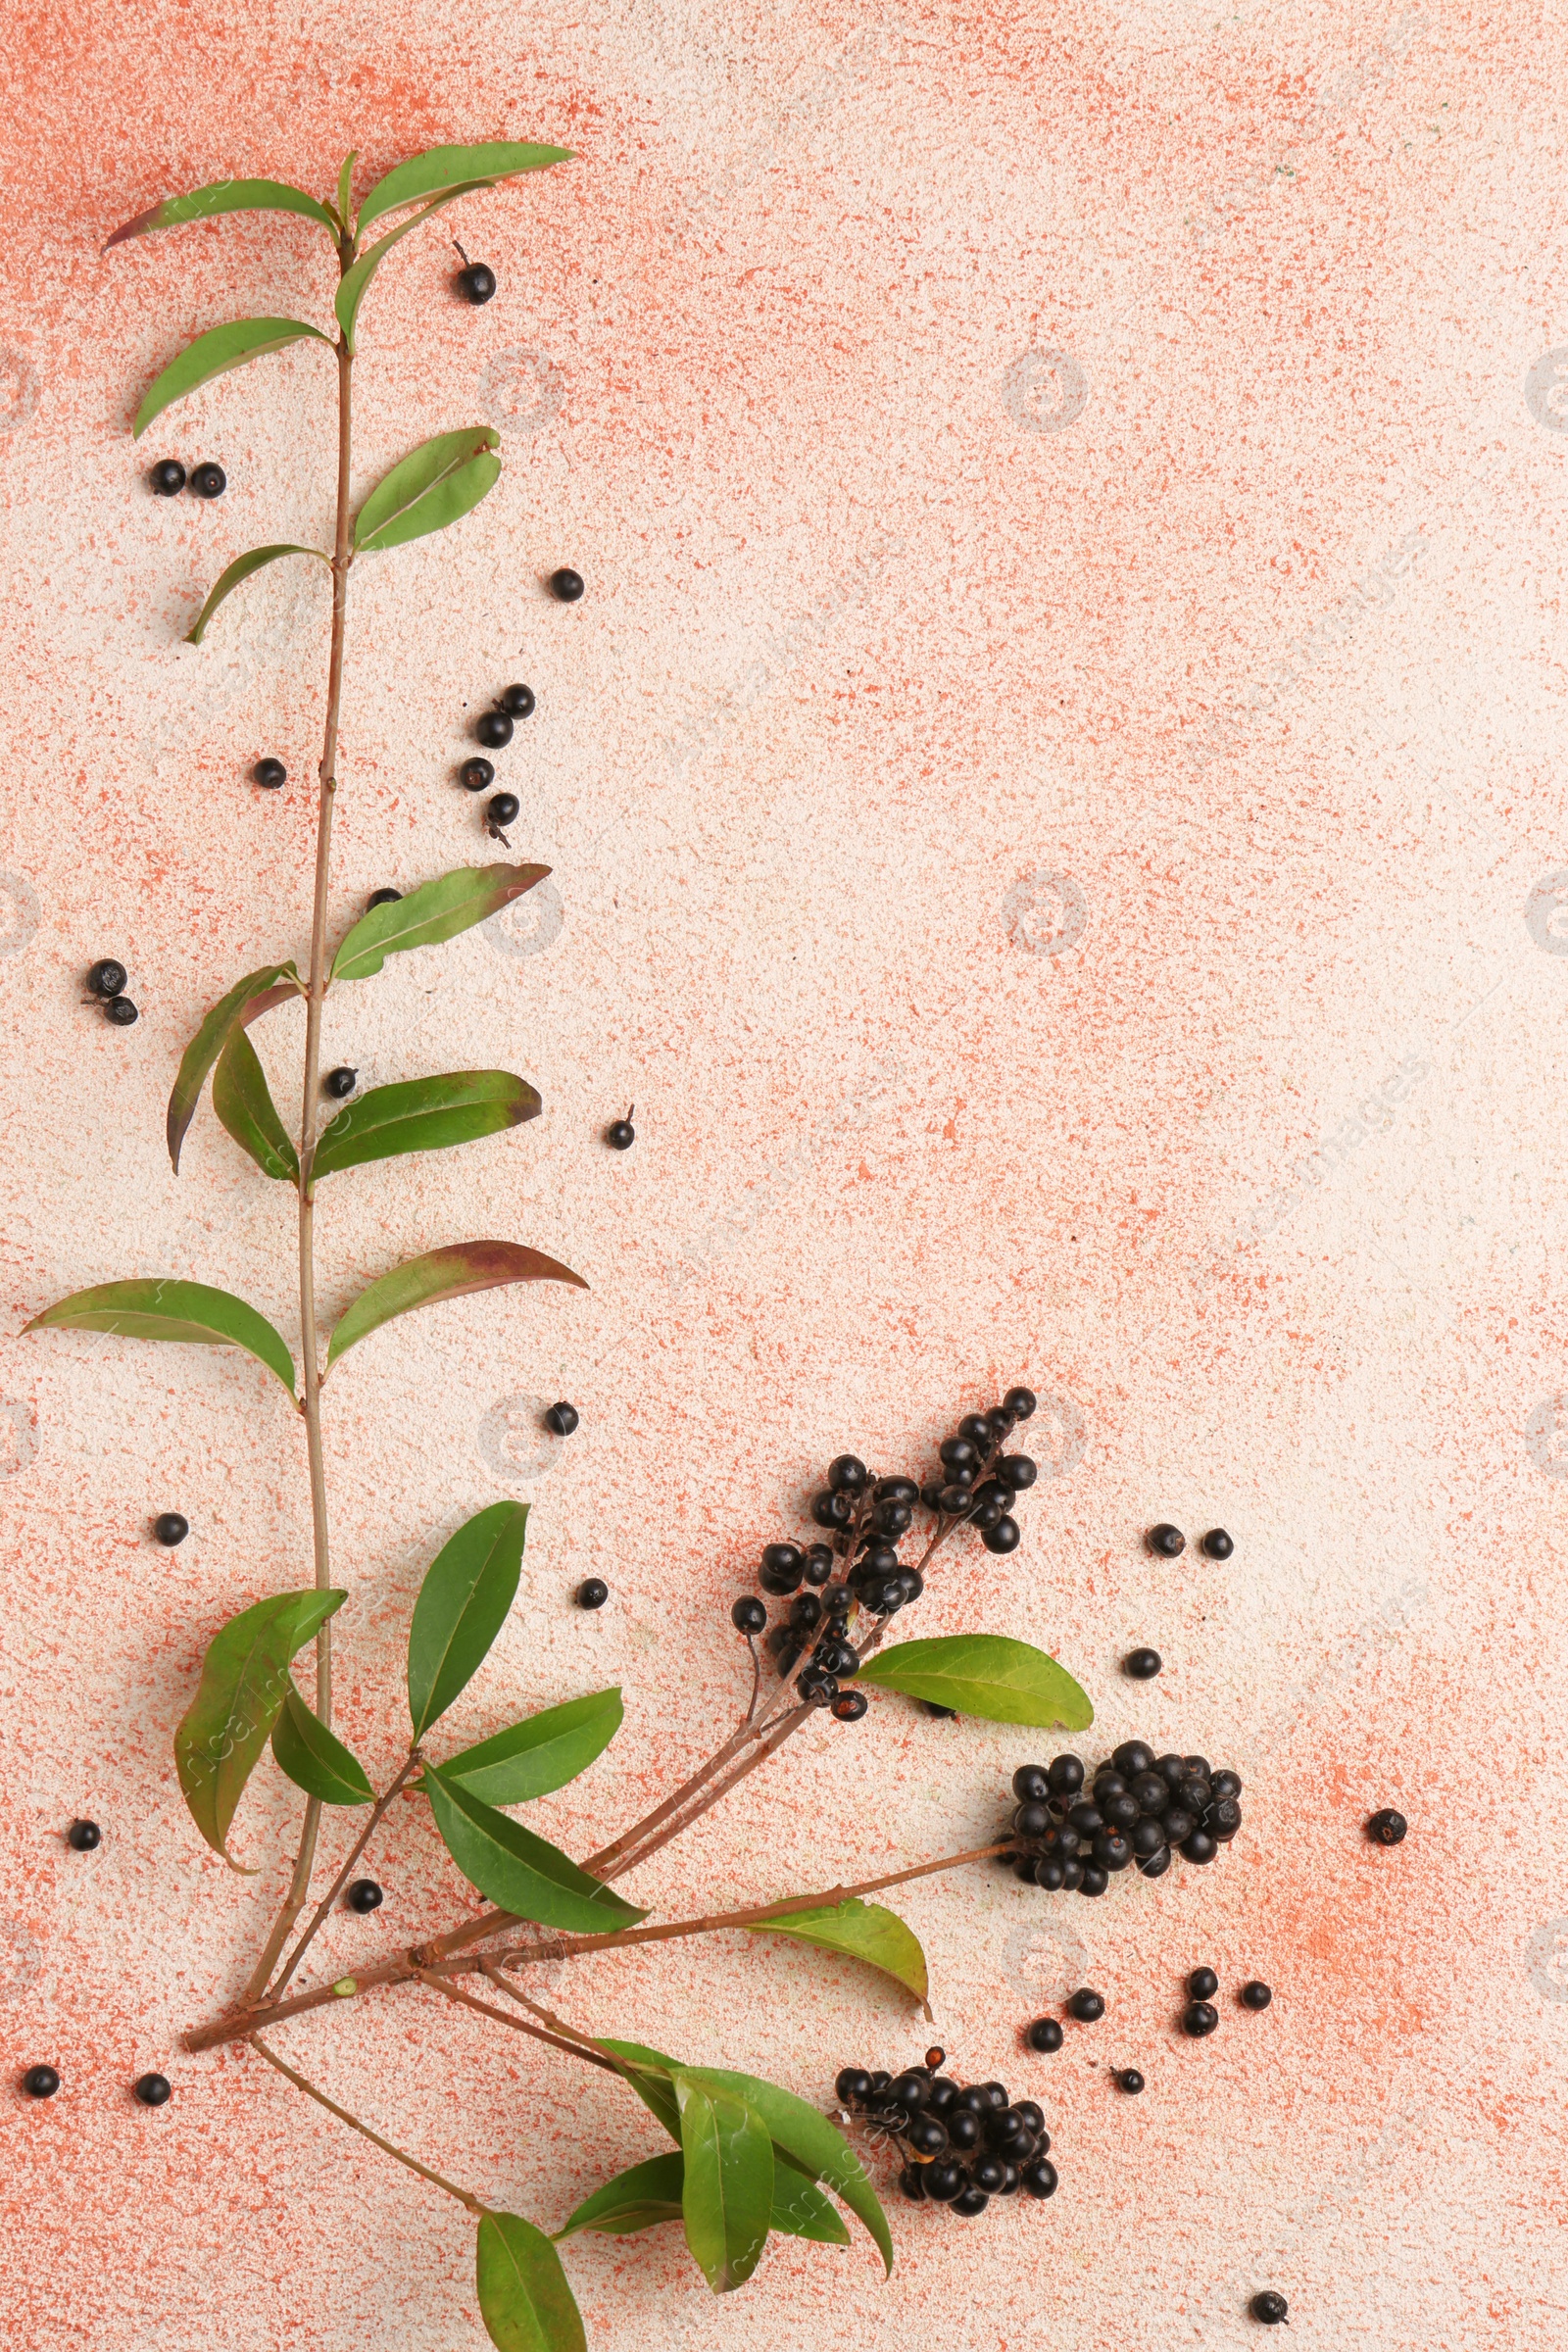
3;3;1566;2346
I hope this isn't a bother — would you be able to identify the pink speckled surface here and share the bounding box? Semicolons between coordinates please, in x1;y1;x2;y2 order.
3;3;1567;2345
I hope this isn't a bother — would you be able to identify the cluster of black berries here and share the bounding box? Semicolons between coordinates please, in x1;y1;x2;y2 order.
86;959;139;1027
1004;1743;1244;1894
915;1387;1041;1554
461;683;535;842
835;2049;1057;2217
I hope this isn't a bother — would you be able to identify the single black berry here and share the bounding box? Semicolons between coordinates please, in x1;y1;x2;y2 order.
105;996;139;1026
1155;1751;1187;1784
939;1437;978;1473
576;1578;609;1610
1048;1753;1085;1796
939;1482;973;1515
868;2070;892;2093
475;710;514;749
499;683;535;715
831;1689;868;1721
1068;1989;1104;2023
1012;1801;1051;1838
189;462;226;498
1102;1792;1139;1831
1182;1831;1217;1865
134;2072;172;2107
731;1595;766;1635
1182;2000;1218;2037
1019;2158;1057;2198
68;1820;101;1851
487;791;520;830
1241;1981;1272;2011
946;2107;981;2149
1209;1769;1243;1799
253;758;287;789
807;1548;837;1587
1011;1764;1050;1803
1080;1864;1108;1896
1125;1646;1162;1680
906;2116;947;2162
24;2065;60;2097
1250;2291;1289;2326
1200;1527;1234;1559
888;2070;928;2111
835;2067;872;2104
324;1066;357;1100
1188;1967;1218;1999
827;1454;867;1493
545;1401;580;1437
790;1595;823;1635
951;2185;990;2216
957;1412;994;1446
796;1665;837;1703
461;757;495;792
150;459;186;495
1112;1740;1155;1776
1067;1800;1103;1836
87;959;127;997
347;1879;383;1914
607;1115;636;1150
812;1489;852;1529
1209;1796;1243;1840
898;2164;926;2202
924;2160;963;2201
550;566;584;602
153;1512;189;1547
1138;1844;1171;1879
1368;1808;1407;1845
1004;1386;1037;1419
996;1453;1036;1492
920;1699;957;1719
982;1516;1021;1554
760;1542;805;1595
969;2156;1005;2195
815;1636;859;1679
1147;1522;1186;1557
367;888;403;908
1118;2068;1145;2094
458;261;498;305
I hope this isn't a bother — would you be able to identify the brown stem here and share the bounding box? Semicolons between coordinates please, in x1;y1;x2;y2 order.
264;1752;421;2004
249;2035;486;2214
413;1967;620;2071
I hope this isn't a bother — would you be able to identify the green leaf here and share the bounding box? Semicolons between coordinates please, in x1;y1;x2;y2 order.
325;1240;586;1375
439;1688;623;1805
331;862;550;983
174;1590;345;1864
334;190;484;355
185;543;329;646
270;1676;374;1805
168;961;301;1173
132;316;333;440
770;2155;853;2245
423;1763;648;1935
475;2212;586;2352
685;2065;893;2277
213;1028;299;1183
407;1501;528;1740
675;2072;774;2294
555;2151;685;2238
24;1278;297;1396
854;1634;1093;1732
358;142;574;234
312;1069;540;1179
747;1898;929;2009
598;2039;683;2140
353;424;501;555
106;178;339;252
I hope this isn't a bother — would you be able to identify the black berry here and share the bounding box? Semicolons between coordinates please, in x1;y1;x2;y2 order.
1019;2158;1057;2198
982;1516;1021;1555
920;1700;957;1719
945;2107;981;2149
815;1637;859;1679
253;758;287;789
1012;1764;1050;1803
812;1489;852;1528
889;2070;928;2114
189;462;226;498
951;2185;990;2216
831;1689;868;1721
996;1453;1036;1492
1068;1989;1104;2023
475;710;514;749
134;2072;172;2106
1137;1845;1171;1879
828;1454;867;1492
1182;2000;1218;2037
545;1401;579;1437
347;1879;383;1913
1125;1646;1162;1680
487;791;520;831
499;683;535;715
367;888;403;908
924;2160;963;2201
1368;1808;1407;1845
23;2066;59;2097
322;1066;356;1100
550;566;584;602
1200;1527;1234;1559
153;1512;189;1547
607;1117;635;1150
1181;1831;1217;1865
1147;1522;1185;1557
1250;2292;1289;2326
105;996;139;1026
461;758;495;792
150;459;186;495
1209;1796;1243;1840
731;1595;766;1635
1118;2068;1145;2094
796;1665;837;1704
1188;1968;1218;1999
1048;1754;1085;1796
1004;1387;1037;1418
1080;1865;1108;1896
803;1544;835;1586
957;1412;994;1446
68;1820;101;1851
87;959;127;997
898;2164;926;2202
760;1542;805;1595
835;2067;872;2104
970;2156;1006;2194
1241;1981;1272;2010
458;261;497;305
576;1578;609;1610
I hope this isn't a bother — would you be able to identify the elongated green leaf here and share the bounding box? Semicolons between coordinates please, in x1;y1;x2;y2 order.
24;1278;296;1396
771;2154;853;2245
747;1898;929;2008
213;1028;299;1183
326;1240;586;1375
168;960;301;1173
312;1069;540;1178
106;178;339;252
440;1688;622;1805
676;2073;773;2294
270;1676;374;1805
353;424;501;554
476;2212;585;2352
855;1634;1093;1732
408;1501;528;1739
556;2151;685;2238
358;142;574;234
174;1590;345;1864
132;316;332;439
685;2065;893;2277
185;543;329;646
333;864;550;983
334;189;483;354
423;1763;647;1934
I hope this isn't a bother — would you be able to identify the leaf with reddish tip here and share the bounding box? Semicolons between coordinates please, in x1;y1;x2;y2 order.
105;177;338;253
331;863;548;983
167;961;301;1173
325;1240;585;1374
24;1278;297;1396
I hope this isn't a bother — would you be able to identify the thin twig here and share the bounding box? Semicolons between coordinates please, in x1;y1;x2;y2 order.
264;1752;422;2003
249;2035;486;2215
413;1967;619;2071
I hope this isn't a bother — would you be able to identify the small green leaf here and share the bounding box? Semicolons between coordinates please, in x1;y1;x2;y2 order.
439;1688;622;1805
675;2073;774;2293
684;2064;892;2277
854;1634;1093;1732
475;2212;586;2352
747;1898;929;2009
168;961;301;1173
212;1028;299;1183
353;424;502;554
334;190;485;354
408;1501;528;1740
312;1070;540;1179
423;1763;648;1935
326;1240;586;1375
358;142;574;234
270;1676;374;1805
331;863;550;983
106;178;339;252
174;1590;346;1864
24;1278;297;1396
555;2151;685;2238
185;544;329;646
132;316;333;439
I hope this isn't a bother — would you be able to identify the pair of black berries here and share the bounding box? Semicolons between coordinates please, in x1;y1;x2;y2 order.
462;682;535;842
85;958;137;1026
24;2066;171;2106
149;459;225;498
835;2050;1058;2217
1147;1523;1233;1559
1005;1743;1244;1892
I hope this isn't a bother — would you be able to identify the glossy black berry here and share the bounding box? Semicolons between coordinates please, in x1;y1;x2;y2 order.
1147;1522;1185;1557
461;757;495;792
1124;1646;1162;1680
488;791;520;826
1004;1387;1037;1419
835;2067;872;2104
1118;2068;1145;2094
189;462;226;498
87;959;127;997
68;1819;101;1851
1111;1740;1154;1777
576;1578;609;1610
815;1637;859;1679
812;1489;852;1528
1184;1967;1217;2000
1048;1753;1085;1796
1137;1844;1171;1879
367;888;403;908
1068;1989;1104;2023
731;1595;766;1635
825;1454;866;1494
906;2116;947;2160
475;710;514;749
1210;1769;1243;1799
924;2160;963;2201
1200;1527;1234;1559
1093;1831;1133;1872
134;2072;172;2107
1209;1797;1243;1840
1250;2292;1289;2326
150;459;186;495
997;1454;1036;1492
607;1118;635;1150
1241;1981;1272;2010
1155;1751;1187;1784
982;1516;1021;1555
803;1544;835;1585
1019;2158;1057;2198
887;2070;926;2111
831;1689;868;1721
24;2065;60;2097
789;1593;823;1634
1102;1792;1139;1831
1067;1801;1103;1837
499;683;535;716
939;1437;978;1473
938;1482;973;1515
1181;1831;1217;1865
920;1699;957;1719
153;1512;189;1546
104;995;138;1026
347;1879;383;1914
760;1542;804;1595
957;1412;994;1446
1368;1808;1407;1845
324;1066;357;1099
1011;1763;1050;1804
253;758;287;789
951;2185;990;2216
898;2164;926;2202
550;566;584;602
545;1401;579;1437
1182;2000;1218;2037
1012;1801;1051;1839
459;261;497;305
969;2156;1005;2195
945;2106;981;2150
1079;1865;1108;1895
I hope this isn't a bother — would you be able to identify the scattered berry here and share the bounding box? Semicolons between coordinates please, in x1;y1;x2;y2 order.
153;1513;189;1547
607;1112;636;1150
1027;2017;1064;2056
323;1066;357;1099
457;259;497;305
87;959;127;997
346;1880;383;1914
1188;1967;1218;1999
545;1402;580;1437
150;459;186;495
461;758;495;792
23;2066;59;2098
367;888;402;908
475;710;514;750
499;683;535;715
1147;1522;1186;1557
104;996;139;1027
576;1578;609;1610
1117;2069;1145;2094
189;462;226;499
253;758;287;789
831;1690;868;1722
731;1595;766;1635
134;2073;172;2107
487;791;519;836
1124;1646;1162;1679
1067;1989;1104;2024
67;1820;101;1851
1200;1527;1234;1559
550;566;584;602
1241;1981;1272;2010
1368;1808;1407;1845
1182;2001;1218;2037
1250;2292;1289;2326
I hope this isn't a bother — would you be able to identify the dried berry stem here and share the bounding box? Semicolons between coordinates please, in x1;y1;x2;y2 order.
250;2034;486;2215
